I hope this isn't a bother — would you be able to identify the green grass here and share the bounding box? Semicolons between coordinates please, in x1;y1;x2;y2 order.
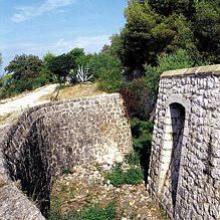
49;202;116;220
105;163;143;187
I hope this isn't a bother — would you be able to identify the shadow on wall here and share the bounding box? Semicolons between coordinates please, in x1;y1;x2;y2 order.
5;118;52;217
170;103;185;210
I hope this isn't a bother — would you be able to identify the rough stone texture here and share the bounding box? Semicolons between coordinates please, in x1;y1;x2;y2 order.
51;164;165;220
148;64;220;220
0;93;132;219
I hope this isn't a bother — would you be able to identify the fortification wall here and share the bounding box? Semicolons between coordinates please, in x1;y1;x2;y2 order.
0;93;132;219
148;65;220;219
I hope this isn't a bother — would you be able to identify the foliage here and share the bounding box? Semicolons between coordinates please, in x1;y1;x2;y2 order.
118;0;220;78
75;65;93;83
49;202;116;220
88;53;123;92
5;54;43;81
131;118;153;152
144;49;196;97
47;53;74;84
0;54;44;98
69;48;93;67
62;169;73;175
120;78;154;119
105;163;143;187
148;0;195;17
193;0;220;63
118;1;193;78
124;152;140;166
131;118;153;181
39;52;57;83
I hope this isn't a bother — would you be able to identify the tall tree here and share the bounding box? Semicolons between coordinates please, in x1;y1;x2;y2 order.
119;1;195;79
119;0;220;79
193;0;220;63
47;53;74;83
5;54;43;81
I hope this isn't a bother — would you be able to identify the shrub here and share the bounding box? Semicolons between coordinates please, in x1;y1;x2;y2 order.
144;49;196;98
49;202;116;220
120;78;154;119
88;54;123;93
123;167;144;185
124;152;140;166
105;163;143;187
131;118;153;152
62;169;73;175
131;118;154;182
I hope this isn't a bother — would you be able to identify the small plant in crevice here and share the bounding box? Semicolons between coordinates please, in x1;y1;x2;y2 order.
62;168;73;175
124;151;140;166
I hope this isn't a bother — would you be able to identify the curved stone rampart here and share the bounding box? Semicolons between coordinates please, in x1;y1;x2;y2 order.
0;93;132;219
148;64;220;219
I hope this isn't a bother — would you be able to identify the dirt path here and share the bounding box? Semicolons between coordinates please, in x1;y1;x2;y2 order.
0;84;57;117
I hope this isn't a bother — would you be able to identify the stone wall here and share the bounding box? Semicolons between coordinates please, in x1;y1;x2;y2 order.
148;65;220;219
0;93;132;219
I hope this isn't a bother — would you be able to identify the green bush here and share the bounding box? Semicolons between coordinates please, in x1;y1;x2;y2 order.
130;118;154;182
131;118;153;152
88;53;123;93
120;78;154;119
105;163;143;187
124;152;140;166
0;70;53;99
123;167;144;185
49;202;116;220
144;49;197;97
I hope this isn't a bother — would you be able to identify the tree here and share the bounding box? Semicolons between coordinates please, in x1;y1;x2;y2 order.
88;53;123;92
148;0;195;17
5;54;43;81
193;0;220;63
47;53;74;83
119;0;220;79
40;52;57;83
118;1;194;79
68;48;85;65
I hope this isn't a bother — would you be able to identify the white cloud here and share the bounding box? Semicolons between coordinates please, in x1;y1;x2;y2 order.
2;35;110;54
11;0;75;23
53;35;111;53
1;35;111;69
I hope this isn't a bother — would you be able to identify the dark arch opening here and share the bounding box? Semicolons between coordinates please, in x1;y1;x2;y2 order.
169;103;185;209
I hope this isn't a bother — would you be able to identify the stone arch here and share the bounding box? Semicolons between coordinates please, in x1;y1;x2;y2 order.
158;101;186;209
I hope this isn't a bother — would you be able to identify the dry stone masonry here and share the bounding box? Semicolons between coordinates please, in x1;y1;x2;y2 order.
0;93;132;219
148;65;220;220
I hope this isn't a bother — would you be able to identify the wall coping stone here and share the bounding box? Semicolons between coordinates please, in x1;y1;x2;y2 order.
161;64;220;78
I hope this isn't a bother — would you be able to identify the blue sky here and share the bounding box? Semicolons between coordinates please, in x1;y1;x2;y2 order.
0;0;127;74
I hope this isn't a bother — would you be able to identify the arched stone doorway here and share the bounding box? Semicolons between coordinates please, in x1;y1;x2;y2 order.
159;102;185;211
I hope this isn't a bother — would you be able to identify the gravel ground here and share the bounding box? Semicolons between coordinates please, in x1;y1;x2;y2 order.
51;164;167;220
